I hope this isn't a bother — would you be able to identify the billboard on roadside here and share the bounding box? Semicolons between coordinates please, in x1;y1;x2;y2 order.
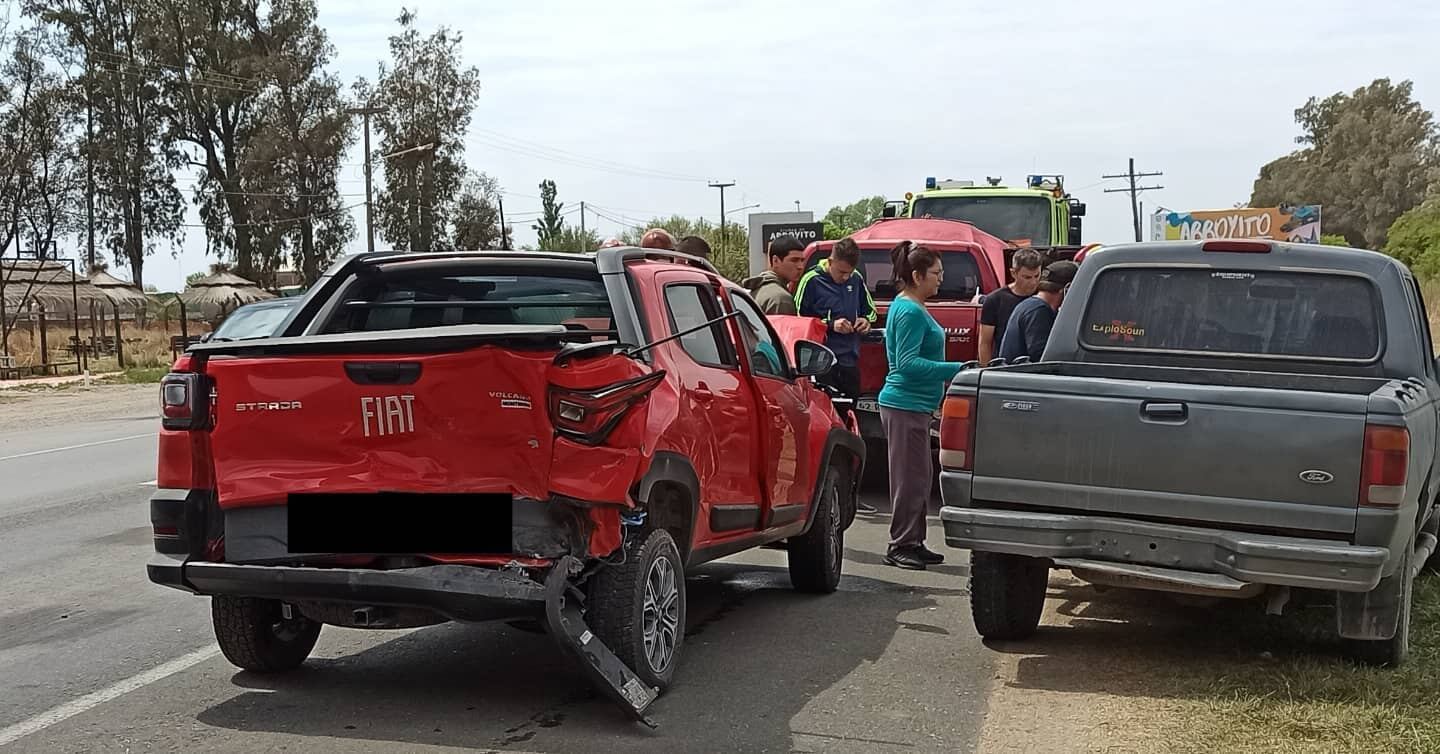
747;212;815;275
1156;205;1322;244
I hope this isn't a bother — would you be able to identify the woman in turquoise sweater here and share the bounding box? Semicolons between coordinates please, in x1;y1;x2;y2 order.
878;241;963;570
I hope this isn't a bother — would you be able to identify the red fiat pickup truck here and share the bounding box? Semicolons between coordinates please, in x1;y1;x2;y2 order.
147;247;864;724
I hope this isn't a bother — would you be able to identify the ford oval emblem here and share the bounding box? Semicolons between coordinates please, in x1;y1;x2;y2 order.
1299;470;1334;485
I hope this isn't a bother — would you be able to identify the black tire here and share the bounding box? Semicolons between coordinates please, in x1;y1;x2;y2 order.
1424;507;1440;573
587;528;686;690
970;551;1049;641
1342;540;1413;668
789;466;846;594
211;596;322;672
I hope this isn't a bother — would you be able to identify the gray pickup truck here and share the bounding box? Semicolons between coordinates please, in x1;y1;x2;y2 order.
938;239;1440;666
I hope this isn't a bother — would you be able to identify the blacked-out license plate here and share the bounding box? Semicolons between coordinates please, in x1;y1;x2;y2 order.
286;492;514;553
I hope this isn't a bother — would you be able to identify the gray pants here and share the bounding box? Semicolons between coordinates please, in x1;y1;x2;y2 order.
881;405;932;550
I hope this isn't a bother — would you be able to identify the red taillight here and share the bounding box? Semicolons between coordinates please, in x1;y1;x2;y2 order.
1202;240;1271;253
1361;425;1409;507
548;371;665;445
160;372;212;431
938;395;976;470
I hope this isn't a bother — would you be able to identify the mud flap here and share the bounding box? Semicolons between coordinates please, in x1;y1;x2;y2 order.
543;556;660;728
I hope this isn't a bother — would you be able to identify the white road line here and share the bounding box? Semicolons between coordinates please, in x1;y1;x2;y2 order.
0;433;155;463
139;480;157;487
0;646;220;748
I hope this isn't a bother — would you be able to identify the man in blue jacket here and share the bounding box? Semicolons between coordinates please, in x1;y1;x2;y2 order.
796;237;879;514
795;237;878;399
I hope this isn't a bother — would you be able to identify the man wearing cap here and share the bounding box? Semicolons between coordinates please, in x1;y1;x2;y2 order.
997;260;1078;363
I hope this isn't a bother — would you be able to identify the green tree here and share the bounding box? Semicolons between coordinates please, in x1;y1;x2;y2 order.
452;170;504;249
241;0;355;286
545;225;600;253
1251;78;1440;248
822;195;885;238
532;178;565;249
144;0;269;277
1385;197;1440;276
359;8;482;252
1319;234;1350;247
24;0;187;288
1;30;83;261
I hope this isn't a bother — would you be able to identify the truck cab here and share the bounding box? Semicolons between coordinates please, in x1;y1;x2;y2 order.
884;175;1087;248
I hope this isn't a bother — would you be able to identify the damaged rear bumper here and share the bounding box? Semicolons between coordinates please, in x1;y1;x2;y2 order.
148;553;660;726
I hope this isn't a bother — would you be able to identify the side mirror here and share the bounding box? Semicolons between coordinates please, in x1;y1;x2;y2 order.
881;204;897;219
1070;201;1087;218
1068;216;1084;246
794;339;836;377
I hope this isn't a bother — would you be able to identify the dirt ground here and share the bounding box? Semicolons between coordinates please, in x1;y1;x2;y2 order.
0;382;156;433
975;571;1186;754
974;566;1440;754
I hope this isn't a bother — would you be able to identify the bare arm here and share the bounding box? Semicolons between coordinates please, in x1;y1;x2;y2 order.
978;324;996;365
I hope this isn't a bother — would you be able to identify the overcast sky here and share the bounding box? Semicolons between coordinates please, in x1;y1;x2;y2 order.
138;0;1438;290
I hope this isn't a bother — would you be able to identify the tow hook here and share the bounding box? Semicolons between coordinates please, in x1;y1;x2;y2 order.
542;555;659;728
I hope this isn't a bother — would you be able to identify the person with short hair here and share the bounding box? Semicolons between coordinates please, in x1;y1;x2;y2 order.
641;228;676;250
742;236;806;315
978;248;1043;364
998;260;1079;363
676;235;711;259
794;237;877;401
879;241;963;570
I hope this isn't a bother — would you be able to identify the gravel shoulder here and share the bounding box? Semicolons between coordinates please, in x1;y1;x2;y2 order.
975;568;1440;754
0;383;157;433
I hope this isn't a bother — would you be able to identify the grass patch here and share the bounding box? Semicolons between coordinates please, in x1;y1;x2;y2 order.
1170;577;1440;753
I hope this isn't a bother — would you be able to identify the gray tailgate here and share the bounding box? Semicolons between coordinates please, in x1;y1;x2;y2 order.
971;370;1370;535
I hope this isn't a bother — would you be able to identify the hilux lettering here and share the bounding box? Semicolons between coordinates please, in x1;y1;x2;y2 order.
361;395;417;437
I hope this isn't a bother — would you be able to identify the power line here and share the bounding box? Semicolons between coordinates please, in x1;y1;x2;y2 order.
471;133;713;184
177;202;365;230
472;128;711;183
1103;158;1164;242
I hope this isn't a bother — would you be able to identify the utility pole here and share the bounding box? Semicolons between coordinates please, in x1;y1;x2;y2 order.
580;201;586;239
1103;157;1164;242
709;181;735;255
347;106;386;252
85;65;95;271
497;194;510;250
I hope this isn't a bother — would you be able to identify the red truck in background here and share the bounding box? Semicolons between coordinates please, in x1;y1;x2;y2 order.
800;218;1008;447
800;218;1091;465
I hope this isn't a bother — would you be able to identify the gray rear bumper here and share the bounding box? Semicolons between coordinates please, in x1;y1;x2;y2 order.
940;506;1389;593
148;553;548;622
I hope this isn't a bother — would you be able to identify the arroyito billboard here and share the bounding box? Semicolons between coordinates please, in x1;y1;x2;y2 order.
1157;204;1322;244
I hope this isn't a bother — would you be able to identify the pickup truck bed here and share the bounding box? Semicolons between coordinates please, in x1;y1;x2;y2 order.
950;361;1413;539
937;239;1440;666
942;361;1414;591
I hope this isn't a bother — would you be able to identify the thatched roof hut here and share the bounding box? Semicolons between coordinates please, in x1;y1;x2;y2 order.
1;259;112;314
180;270;274;321
88;270;149;308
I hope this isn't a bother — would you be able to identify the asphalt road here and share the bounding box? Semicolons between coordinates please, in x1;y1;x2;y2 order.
0;391;993;753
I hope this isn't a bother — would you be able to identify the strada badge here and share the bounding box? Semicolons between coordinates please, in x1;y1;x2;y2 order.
235;401;302;412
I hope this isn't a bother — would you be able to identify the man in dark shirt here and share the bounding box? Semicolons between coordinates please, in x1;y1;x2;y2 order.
978;248;1043;364
998;260;1078;363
